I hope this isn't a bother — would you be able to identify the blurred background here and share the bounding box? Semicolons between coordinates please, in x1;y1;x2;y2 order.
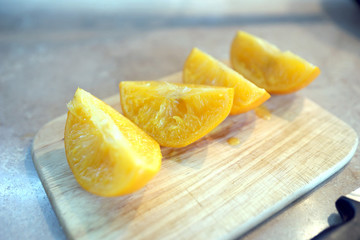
1;0;360;239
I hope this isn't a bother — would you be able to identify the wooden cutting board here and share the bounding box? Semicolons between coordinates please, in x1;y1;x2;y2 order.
32;72;358;240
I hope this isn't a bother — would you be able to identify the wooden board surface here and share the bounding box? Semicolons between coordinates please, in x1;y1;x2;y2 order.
32;73;358;240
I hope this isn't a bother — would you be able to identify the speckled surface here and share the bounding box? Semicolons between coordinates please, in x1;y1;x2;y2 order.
1;0;360;239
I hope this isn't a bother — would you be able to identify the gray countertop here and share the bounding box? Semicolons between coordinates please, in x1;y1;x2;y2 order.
1;0;360;239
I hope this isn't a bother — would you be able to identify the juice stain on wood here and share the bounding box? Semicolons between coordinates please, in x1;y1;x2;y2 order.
254;105;271;120
227;137;240;146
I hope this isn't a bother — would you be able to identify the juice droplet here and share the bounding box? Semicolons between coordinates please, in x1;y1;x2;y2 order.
255;105;271;120
227;137;240;146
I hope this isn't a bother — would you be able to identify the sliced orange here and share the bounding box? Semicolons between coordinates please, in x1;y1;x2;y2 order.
64;88;161;197
230;31;320;94
183;48;270;115
119;81;234;148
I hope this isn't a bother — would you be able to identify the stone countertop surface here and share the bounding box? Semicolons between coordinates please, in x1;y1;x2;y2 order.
1;0;360;239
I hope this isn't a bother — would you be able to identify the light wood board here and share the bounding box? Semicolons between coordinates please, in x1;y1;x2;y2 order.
32;72;358;240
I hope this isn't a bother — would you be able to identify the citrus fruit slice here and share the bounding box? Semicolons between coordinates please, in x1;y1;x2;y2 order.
119;81;234;148
183;48;270;115
230;31;320;94
64;88;162;197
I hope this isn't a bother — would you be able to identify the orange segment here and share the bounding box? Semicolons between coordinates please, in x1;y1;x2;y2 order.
230;31;320;94
183;48;270;115
119;81;234;148
64;88;161;197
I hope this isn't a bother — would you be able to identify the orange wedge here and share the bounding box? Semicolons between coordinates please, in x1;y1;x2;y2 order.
64;88;161;197
230;31;320;94
119;81;234;148
183;48;270;115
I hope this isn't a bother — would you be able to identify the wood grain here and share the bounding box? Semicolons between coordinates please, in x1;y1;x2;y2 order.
32;72;358;240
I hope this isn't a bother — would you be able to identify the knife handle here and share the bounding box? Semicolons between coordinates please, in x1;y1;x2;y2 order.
311;196;360;240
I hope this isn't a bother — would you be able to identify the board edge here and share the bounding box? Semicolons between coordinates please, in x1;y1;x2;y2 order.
226;133;359;240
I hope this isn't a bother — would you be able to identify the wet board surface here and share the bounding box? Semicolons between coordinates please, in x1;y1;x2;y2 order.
32;72;358;240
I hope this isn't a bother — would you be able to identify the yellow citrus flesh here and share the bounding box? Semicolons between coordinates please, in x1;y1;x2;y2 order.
119;81;234;148
183;48;270;115
64;88;162;197
230;31;320;94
